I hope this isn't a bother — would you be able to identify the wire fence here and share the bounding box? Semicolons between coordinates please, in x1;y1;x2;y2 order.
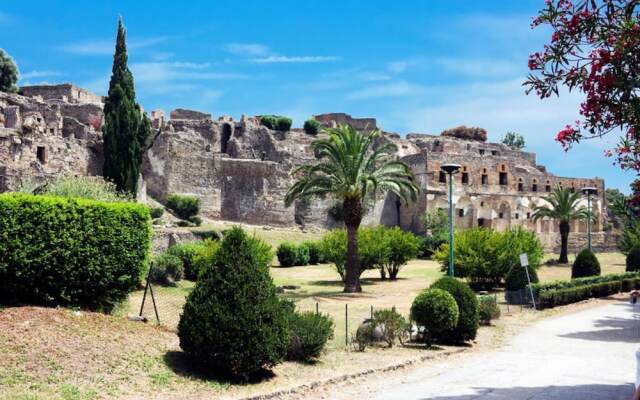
132;277;533;348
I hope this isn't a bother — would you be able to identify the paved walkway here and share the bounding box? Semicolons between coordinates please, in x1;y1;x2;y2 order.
335;302;640;399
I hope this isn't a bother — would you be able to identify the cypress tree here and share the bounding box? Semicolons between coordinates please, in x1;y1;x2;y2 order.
102;17;151;195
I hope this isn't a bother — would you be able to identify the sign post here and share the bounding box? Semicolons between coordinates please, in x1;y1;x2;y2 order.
520;253;536;310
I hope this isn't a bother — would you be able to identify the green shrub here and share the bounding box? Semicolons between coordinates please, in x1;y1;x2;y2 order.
166;242;209;280
166;194;200;220
505;264;539;291
627;248;640;272
149;253;184;284
410;288;459;345
249;235;274;269
0;193;151;312
303;241;324;264
177;227;289;379
353;322;374;352
191;239;220;280
620;221;640;255
537;280;637;309
277;242;298;267
286;310;334;362
430;276;479;343
359;226;388;277
320;229;347;280
373;308;409;347
418;235;447;259
150;207;164;219
478;295;501;325
572;249;601;278
303;119;321;135
187;215;202;226
383;227;420;279
193;229;221;241
260;115;292;131
434;227;543;289
295;243;311;266
420;209;449;259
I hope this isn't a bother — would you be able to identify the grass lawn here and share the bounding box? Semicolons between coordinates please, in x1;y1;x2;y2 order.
537;252;625;282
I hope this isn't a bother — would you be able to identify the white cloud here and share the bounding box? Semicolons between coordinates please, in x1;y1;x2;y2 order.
388;61;410;73
224;43;269;57
61;36;168;55
250;55;338;64
357;72;392;81
20;70;65;80
131;62;245;82
347;81;425;100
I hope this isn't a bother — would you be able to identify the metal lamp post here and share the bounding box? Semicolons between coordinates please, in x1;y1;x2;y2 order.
441;163;461;277
582;187;597;251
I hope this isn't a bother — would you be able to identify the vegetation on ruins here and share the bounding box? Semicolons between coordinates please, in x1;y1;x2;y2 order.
0;193;151;312
440;125;487;141
178;227;289;379
285;125;418;292
526;0;640;171
16;175;131;202
166;193;200;220
0;48;18;92
434;226;543;289
501;131;525;150
102;17;152;195
303;118;321;135
531;187;590;264
260;115;293;131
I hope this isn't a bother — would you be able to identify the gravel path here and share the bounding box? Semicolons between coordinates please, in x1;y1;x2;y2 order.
327;301;640;400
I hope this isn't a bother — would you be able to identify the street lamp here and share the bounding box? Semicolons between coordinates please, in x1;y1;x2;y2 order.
441;163;461;277
582;187;597;251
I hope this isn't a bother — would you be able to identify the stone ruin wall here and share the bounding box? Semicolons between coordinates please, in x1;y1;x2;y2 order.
0;85;103;191
0;83;618;252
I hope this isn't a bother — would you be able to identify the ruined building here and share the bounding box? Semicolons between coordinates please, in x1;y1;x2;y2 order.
0;84;616;251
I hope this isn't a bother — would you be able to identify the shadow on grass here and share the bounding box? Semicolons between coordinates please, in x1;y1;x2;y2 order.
163;351;275;385
308;277;408;287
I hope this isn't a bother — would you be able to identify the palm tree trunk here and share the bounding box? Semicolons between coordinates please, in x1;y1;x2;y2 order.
559;220;570;264
343;197;363;293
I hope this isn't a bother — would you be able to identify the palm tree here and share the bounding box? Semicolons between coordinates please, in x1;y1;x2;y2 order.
285;125;418;292
531;187;590;264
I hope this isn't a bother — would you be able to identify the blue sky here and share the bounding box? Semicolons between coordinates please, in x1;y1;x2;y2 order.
0;1;635;193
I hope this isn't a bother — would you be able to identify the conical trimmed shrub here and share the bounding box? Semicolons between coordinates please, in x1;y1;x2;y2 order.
626;248;640;272
571;249;601;279
177;227;289;379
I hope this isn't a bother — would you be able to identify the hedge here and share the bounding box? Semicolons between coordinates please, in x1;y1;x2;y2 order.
532;272;640;309
166;194;200;220
0;193;152;311
538;277;640;309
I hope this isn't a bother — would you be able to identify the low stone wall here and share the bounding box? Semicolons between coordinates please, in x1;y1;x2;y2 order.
152;228;199;254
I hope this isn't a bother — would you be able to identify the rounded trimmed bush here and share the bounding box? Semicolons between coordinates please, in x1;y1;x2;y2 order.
277;242;298;267
627;248;640;272
572;249;601;278
505;264;539;291
295;243;311;266
410;288;459;342
177;227;289;379
286;311;334;362
303;119;321;135
430;276;479;343
150;253;184;284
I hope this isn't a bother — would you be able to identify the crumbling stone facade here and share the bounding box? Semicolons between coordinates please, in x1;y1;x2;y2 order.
0;84;616;252
0;85;103;191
